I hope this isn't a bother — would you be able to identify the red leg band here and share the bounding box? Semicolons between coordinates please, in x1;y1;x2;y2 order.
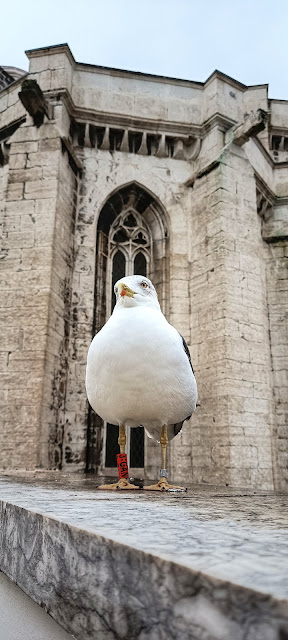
117;453;129;479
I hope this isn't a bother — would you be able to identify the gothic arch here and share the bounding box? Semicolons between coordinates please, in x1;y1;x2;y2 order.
86;182;169;474
94;181;169;333
96;180;169;237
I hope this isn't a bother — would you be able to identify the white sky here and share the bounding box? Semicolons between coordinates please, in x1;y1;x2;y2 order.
1;0;288;99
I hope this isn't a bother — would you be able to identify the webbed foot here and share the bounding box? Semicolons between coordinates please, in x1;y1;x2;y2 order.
98;478;139;491
143;476;187;492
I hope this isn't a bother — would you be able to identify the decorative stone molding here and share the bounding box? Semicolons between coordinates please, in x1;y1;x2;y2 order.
69;119;201;161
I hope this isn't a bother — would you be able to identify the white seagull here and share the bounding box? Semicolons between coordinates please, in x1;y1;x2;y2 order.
85;275;197;491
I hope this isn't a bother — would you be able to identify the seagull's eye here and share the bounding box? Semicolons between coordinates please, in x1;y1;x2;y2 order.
141;281;148;289
114;286;118;294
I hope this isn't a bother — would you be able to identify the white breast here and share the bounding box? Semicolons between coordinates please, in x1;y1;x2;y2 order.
86;307;197;427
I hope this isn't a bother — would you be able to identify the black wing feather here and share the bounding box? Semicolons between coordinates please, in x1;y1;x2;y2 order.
178;332;195;374
172;333;195;435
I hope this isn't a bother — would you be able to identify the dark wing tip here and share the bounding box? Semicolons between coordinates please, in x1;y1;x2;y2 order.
174;421;183;437
178;332;195;374
173;414;192;437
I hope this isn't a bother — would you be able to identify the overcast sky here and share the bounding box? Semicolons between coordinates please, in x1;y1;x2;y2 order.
1;0;288;99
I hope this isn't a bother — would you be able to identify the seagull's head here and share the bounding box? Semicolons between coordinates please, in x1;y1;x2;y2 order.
114;275;160;310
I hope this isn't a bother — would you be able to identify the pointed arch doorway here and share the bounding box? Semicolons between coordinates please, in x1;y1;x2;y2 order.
86;182;169;476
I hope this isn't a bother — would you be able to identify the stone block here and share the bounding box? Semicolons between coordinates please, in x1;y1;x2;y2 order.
0;327;20;351
27;150;60;168
1;477;288;638
34;197;57;215
6;182;24;201
10;142;38;154
39;138;62;151
8;167;43;183
21;246;52;270
2;231;34;249
8;154;27;170
24;179;58;200
9;125;38;144
3;214;21;232
5;199;36;215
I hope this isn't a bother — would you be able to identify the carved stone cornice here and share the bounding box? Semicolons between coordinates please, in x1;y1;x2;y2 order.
48;89;239;139
201;112;237;135
69;120;201;161
44;90;247;164
47;88;202;138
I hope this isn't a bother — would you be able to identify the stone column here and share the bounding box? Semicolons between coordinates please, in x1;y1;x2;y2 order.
0;118;59;469
40;143;80;470
0;103;80;471
186;145;274;489
61;150;96;473
264;204;288;491
167;188;194;485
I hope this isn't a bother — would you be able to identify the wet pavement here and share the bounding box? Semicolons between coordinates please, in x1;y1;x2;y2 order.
1;471;288;600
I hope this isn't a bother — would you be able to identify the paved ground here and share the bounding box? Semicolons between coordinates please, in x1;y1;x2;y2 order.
1;471;288;600
0;571;73;640
1;472;288;639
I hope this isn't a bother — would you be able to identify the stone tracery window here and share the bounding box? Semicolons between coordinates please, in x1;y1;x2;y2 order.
108;209;151;315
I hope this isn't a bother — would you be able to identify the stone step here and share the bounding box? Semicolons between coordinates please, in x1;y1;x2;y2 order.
0;473;288;640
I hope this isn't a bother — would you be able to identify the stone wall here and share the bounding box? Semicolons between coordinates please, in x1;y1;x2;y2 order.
40;127;80;471
266;240;288;491
0;116;54;468
0;101;80;472
1;44;288;489
185;147;275;489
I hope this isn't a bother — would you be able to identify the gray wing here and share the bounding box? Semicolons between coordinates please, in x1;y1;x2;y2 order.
178;332;195;374
171;333;195;437
146;334;196;440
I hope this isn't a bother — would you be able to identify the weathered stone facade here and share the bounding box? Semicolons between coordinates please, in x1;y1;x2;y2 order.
0;44;287;489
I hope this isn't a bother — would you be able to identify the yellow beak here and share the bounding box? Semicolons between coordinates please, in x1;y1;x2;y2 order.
118;283;135;298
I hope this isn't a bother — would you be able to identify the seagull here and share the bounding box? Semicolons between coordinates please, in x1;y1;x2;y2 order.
85;275;197;491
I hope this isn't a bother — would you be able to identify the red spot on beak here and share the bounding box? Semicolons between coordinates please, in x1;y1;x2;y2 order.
120;289;126;297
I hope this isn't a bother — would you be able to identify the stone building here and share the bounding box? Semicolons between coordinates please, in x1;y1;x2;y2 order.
0;44;287;490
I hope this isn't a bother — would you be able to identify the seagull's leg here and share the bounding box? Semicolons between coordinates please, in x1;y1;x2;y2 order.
143;425;187;492
116;425;139;490
98;424;139;490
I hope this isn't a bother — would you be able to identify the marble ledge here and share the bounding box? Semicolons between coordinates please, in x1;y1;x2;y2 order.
0;472;288;640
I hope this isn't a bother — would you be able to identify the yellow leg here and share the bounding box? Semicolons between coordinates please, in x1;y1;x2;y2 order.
98;424;139;491
118;424;126;453
143;425;187;492
161;423;168;470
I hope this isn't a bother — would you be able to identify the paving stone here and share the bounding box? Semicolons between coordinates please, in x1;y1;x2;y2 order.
1;474;288;640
